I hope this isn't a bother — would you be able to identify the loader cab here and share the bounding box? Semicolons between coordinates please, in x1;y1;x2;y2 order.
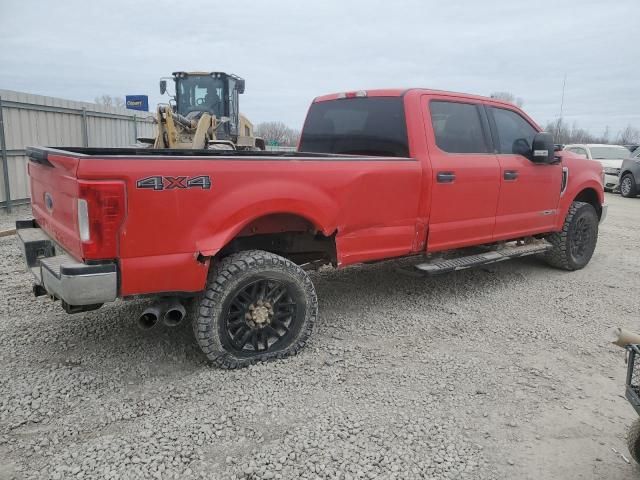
169;71;245;139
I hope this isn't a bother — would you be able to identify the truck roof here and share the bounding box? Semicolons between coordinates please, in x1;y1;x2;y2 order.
313;88;517;108
565;143;629;149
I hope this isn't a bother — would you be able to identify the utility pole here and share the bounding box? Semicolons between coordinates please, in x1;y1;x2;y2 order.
559;74;566;120
556;74;567;142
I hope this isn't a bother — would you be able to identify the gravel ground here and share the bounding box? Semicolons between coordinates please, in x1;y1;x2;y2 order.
1;194;639;480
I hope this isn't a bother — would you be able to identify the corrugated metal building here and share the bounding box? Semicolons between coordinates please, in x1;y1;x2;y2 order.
0;89;155;211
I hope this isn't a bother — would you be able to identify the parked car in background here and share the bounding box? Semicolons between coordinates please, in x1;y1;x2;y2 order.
620;151;640;198
564;144;631;192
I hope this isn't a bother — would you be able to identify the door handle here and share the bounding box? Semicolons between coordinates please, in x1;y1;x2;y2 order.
504;170;519;180
437;172;456;183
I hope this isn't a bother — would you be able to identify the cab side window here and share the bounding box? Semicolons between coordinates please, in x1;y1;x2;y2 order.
430;101;489;154
491;107;537;156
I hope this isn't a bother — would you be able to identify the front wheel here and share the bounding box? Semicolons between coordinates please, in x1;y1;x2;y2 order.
620;173;638;198
194;250;317;368
543;201;599;271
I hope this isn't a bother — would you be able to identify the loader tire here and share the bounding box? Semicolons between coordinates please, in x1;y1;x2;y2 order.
543;201;598;271
193;250;317;369
628;418;640;464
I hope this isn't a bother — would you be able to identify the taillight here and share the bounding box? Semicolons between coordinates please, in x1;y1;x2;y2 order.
77;181;126;259
337;91;368;99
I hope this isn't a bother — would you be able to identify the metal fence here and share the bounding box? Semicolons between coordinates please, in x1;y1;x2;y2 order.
0;89;156;212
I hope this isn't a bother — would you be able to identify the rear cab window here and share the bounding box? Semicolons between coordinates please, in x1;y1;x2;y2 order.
298;97;409;157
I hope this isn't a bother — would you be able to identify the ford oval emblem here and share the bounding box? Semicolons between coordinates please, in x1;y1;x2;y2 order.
44;192;54;212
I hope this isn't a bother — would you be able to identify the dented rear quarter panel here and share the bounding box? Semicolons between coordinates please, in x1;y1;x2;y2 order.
76;156;422;296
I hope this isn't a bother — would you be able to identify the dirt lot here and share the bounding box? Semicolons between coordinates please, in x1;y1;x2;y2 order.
1;194;639;480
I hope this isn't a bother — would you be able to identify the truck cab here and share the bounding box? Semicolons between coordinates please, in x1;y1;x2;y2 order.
300;89;604;253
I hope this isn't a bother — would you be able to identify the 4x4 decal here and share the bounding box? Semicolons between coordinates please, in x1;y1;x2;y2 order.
136;175;211;191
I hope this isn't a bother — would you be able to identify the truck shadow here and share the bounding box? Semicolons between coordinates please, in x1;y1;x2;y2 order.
39;255;553;369
311;254;549;310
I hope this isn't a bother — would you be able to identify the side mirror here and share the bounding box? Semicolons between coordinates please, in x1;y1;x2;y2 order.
160;80;167;95
512;138;530;157
531;132;555;164
236;79;245;94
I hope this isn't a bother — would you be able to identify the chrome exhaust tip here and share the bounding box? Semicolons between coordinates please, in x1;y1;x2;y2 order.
137;306;161;330
163;301;186;327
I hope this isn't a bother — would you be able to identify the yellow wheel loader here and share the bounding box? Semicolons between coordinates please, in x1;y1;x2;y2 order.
142;71;265;151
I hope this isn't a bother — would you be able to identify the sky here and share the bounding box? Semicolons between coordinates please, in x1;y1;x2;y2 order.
1;0;638;137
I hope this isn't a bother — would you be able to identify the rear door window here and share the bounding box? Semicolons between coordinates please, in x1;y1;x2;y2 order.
429;101;490;154
298;97;409;157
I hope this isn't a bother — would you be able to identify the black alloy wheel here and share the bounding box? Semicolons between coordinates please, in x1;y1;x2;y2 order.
193;250;317;368
222;278;301;355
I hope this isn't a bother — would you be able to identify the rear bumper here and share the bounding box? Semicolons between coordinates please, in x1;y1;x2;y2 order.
16;220;117;307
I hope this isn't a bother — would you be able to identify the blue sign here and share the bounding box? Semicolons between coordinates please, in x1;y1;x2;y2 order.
125;95;149;111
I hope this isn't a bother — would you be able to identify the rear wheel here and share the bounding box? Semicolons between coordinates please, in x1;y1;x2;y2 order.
544;201;598;270
194;250;317;368
620;173;638;198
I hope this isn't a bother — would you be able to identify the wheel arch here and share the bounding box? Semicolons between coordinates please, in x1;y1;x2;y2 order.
573;187;603;219
199;210;338;266
194;177;340;254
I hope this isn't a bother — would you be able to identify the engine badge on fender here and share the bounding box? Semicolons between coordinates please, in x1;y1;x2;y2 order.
136;175;211;191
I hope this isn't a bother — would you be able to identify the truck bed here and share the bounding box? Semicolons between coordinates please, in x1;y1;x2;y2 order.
26;146;383;161
24;144;421;297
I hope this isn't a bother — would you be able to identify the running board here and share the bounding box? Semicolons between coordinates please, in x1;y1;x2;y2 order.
414;242;552;275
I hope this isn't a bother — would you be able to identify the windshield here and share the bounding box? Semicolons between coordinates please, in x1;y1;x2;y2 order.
589;146;630;160
176;76;225;116
298;97;409;157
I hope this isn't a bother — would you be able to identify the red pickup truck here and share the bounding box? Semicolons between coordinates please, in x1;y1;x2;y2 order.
17;88;606;368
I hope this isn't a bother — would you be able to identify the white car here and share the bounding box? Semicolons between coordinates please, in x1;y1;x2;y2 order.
564;144;631;191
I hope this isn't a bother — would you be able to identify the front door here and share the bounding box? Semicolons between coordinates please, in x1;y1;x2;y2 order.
424;97;501;252
488;106;562;240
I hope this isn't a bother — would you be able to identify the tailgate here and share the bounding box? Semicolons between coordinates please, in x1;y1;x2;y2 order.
27;148;83;260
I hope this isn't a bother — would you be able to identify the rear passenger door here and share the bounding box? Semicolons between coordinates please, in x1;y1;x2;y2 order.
424;97;501;251
488;106;562;239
